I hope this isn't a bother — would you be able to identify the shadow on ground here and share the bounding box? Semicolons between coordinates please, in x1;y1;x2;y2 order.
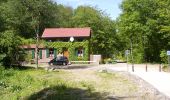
66;65;91;69
24;84;131;100
48;65;93;70
4;65;36;70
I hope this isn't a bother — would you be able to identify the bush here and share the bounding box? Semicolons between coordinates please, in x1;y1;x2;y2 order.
103;58;117;64
160;50;168;64
24;52;32;63
116;52;125;61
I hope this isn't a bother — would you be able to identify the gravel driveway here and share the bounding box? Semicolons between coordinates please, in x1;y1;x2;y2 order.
104;63;170;99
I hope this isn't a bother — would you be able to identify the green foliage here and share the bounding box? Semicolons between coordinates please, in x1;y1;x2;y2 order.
0;68;77;99
56;5;73;27
132;48;144;63
24;52;32;63
0;81;8;88
160;50;168;63
103;58;117;64
115;52;126;61
72;6;118;57
10;85;22;92
0;30;25;66
46;41;89;61
118;0;170;63
0;54;6;65
0;0;118;63
0;0;59;38
4;0;170;64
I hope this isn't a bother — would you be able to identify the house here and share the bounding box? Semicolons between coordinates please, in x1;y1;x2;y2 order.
23;27;91;63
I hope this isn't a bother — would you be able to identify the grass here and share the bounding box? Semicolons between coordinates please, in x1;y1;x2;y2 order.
0;66;144;100
0;67;65;99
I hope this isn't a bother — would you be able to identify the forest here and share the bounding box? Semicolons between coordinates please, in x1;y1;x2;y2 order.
0;0;170;65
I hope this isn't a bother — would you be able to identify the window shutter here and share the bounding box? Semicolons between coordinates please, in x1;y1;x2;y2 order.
39;50;42;59
46;49;49;58
75;49;78;56
54;48;57;58
32;49;35;59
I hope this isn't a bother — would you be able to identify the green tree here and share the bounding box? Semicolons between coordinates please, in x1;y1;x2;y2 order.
72;6;118;57
118;0;170;63
0;30;23;66
56;5;73;27
0;0;59;38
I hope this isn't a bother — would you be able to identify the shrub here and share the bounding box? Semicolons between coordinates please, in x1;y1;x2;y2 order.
103;58;116;64
24;52;32;63
160;50;168;64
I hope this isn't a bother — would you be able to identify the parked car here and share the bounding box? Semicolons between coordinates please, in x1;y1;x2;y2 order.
48;56;69;66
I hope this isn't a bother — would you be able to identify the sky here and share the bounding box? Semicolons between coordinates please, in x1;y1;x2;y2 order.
53;0;122;20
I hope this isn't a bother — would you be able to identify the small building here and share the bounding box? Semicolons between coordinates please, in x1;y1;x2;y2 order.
23;27;91;63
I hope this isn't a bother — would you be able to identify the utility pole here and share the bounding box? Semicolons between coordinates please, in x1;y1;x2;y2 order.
130;39;134;72
35;12;40;69
35;26;39;69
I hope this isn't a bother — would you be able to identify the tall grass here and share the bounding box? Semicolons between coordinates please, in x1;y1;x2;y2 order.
0;67;54;99
0;66;97;99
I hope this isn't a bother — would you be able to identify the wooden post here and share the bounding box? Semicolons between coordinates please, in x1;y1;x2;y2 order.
159;64;161;72
145;63;147;72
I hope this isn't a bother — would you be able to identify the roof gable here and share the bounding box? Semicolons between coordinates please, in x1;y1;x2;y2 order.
42;27;91;38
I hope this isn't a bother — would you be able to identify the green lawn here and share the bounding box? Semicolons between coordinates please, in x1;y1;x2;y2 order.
0;66;145;100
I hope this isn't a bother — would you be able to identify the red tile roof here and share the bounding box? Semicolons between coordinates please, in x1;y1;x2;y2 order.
42;27;91;38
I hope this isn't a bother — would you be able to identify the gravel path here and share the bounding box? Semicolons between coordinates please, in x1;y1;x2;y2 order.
104;63;170;100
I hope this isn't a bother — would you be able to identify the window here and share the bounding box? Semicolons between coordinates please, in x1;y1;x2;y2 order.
78;49;83;57
49;48;54;57
75;47;84;57
32;49;35;59
38;49;42;59
46;48;57;58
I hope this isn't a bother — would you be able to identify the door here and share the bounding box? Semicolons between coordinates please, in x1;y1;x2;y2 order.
63;48;69;59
